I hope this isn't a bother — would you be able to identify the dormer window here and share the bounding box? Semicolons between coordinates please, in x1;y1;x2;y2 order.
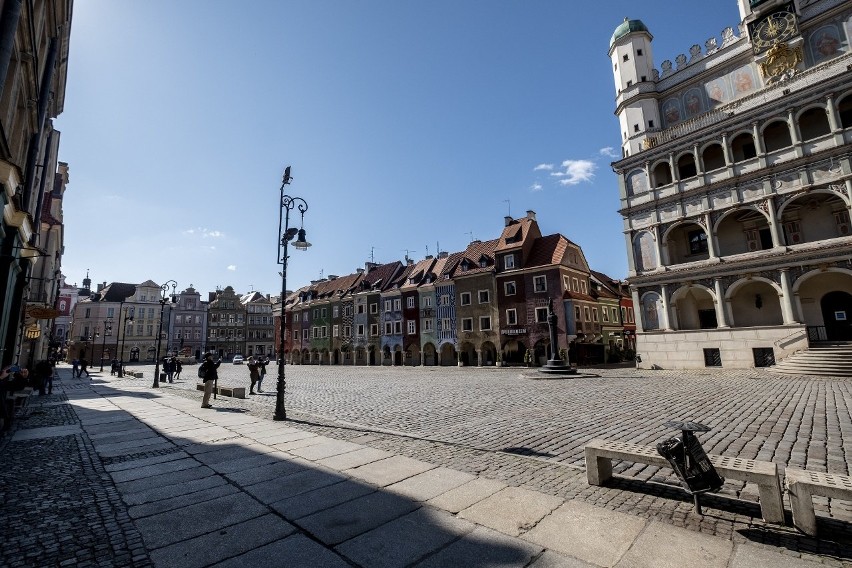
504;254;515;269
461;260;471;271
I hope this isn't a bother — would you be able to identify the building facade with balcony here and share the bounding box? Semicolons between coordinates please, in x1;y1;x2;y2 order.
172;286;205;360
611;0;852;369
207;286;245;360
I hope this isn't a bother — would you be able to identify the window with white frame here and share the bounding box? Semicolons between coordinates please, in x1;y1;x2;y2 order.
533;275;547;293
393;299;401;311
535;307;548;322
357;304;365;314
575;306;581;322
394;321;402;334
628;307;635;323
478;290;490;303
322;326;328;338
441;318;451;331
424;296;432;308
506;309;517;325
370;303;378;314
611;307;619;323
384;300;392;312
440;294;450;306
423;319;433;332
504;281;516;296
602;308;609;322
581;280;588;294
294;313;301;322
621;307;628;323
460;292;471;306
504;254;515;269
592;307;599;322
357;324;365;336
584;306;591;321
344;325;351;337
321;307;327;317
333;324;339;337
333;306;339;318
384;322;393;334
407;320;416;334
407;296;415;309
294;329;300;340
480;316;491;331
461;318;473;332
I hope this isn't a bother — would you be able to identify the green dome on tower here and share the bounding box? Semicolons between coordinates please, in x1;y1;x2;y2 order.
610;18;652;48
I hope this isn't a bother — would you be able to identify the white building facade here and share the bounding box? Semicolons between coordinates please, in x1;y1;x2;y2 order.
611;0;852;369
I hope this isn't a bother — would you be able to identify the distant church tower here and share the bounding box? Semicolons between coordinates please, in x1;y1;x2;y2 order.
608;18;660;158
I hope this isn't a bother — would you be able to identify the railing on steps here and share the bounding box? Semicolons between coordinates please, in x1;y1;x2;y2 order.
806;326;828;344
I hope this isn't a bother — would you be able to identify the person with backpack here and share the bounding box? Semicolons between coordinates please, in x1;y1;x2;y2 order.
247;357;260;395
199;353;220;408
256;357;268;393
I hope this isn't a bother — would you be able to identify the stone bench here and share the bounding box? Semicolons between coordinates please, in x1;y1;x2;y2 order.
786;467;852;536
195;383;246;399
584;438;784;524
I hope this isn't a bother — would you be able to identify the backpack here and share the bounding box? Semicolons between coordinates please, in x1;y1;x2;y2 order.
197;363;206;379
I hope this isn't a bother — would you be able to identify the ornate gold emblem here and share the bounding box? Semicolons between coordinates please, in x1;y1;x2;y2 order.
759;41;802;80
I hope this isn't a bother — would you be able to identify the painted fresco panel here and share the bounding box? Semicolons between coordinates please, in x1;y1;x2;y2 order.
626;169;649;196
641;292;663;331
633;231;658;272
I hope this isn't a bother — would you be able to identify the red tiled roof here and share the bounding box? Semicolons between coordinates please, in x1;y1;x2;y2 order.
526;234;568;268
562;290;597;302
453;239;499;277
495;218;535;252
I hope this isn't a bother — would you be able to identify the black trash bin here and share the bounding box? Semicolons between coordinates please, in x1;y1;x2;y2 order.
656;420;724;514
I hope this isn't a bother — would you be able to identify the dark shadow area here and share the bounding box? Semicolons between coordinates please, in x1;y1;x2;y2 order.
1;369;547;567
501;447;556;458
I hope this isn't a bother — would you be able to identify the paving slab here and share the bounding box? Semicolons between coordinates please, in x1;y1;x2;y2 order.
115;464;217;494
458;486;563;537
427;477;508;514
336;506;476;568
11;425;82;440
115;473;229;507
613;521;733;568
105;450;190;473
205;451;284;475
243;466;347;502
192;445;268;466
97;439;176;458
272;435;328;451
297;489;420;546
386;466;476;502
345;455;436;487
729;543;825;567
150;513;297;568
316;447;394;470
529;550;599;568
110;457;202;483
210;533;351;568
270;478;377;520
288;438;365;461
412;525;544;568
523;500;647;567
129;483;239;519
224;457;308;486
133;492;269;549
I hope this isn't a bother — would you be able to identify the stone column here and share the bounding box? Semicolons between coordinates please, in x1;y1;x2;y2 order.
780;269;799;324
704;214;718;259
625;231;637;274
825;93;841;132
753;121;767;168
631;288;644;333
765;197;782;247
669;152;679;183
788;108;804;158
721;131;733;168
653;225;668;267
713;278;729;328
476;348;482;367
660;284;673;331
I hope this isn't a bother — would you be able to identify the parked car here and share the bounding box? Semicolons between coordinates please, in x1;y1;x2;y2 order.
232;355;244;364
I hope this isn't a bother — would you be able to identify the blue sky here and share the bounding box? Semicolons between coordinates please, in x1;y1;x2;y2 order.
56;1;738;297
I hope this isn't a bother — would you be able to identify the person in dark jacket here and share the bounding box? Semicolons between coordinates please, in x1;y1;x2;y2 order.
174;359;182;381
247;357;260;395
199;353;221;408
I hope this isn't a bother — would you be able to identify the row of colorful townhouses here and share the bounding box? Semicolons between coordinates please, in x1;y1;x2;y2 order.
279;212;636;367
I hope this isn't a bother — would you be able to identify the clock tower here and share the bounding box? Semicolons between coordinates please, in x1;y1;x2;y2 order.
739;0;804;82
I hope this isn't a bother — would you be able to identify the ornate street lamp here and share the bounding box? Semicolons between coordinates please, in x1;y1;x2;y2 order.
99;319;113;372
275;166;310;421
152;280;178;388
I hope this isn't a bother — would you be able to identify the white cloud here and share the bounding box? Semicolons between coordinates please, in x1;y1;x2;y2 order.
183;227;224;238
529;183;543;192
599;147;619;158
227;265;236;271
533;163;554;171
550;159;596;186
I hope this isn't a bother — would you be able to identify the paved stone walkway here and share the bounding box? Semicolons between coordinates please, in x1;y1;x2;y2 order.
1;364;850;566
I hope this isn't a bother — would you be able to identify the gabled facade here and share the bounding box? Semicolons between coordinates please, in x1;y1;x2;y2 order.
171;286;205;360
241;291;274;359
418;254;449;366
400;256;435;366
207;286;245;360
452;239;500;366
380;263;413;365
436;251;464;365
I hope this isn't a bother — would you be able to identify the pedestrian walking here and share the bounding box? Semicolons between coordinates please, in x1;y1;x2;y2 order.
72;358;80;378
80;358;90;378
34;359;54;396
110;358;119;376
164;357;175;383
174;359;182;381
199;353;220;408
257;357;267;393
247;357;260;395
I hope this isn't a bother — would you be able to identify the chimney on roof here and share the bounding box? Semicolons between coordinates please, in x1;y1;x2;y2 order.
356;268;364;274
407;258;414;265
504;215;513;227
328;275;338;280
425;255;433;259
97;282;105;293
365;262;378;273
526;210;536;221
438;251;448;259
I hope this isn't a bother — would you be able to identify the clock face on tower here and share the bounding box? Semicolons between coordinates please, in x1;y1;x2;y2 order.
751;11;798;53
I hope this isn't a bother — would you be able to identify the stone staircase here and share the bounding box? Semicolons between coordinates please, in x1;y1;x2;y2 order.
772;342;852;377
